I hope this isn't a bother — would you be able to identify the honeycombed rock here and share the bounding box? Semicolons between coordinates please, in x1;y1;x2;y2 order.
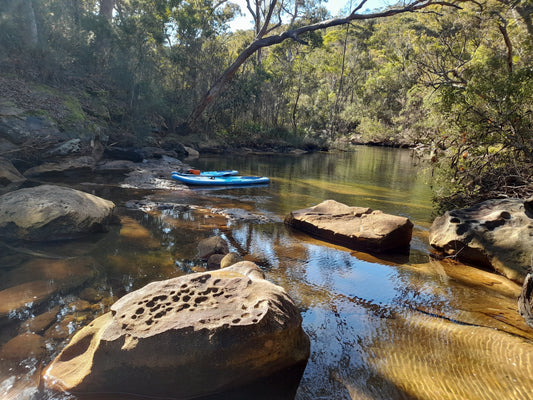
430;198;533;284
43;262;310;399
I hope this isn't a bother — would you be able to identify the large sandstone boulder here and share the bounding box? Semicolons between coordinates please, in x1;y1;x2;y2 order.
23;156;94;178
43;262;310;399
0;184;116;241
429;198;533;283
284;199;413;253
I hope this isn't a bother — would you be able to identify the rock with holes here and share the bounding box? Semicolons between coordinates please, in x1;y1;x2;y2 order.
43;262;310;399
0;184;116;241
430;198;533;283
285;199;413;253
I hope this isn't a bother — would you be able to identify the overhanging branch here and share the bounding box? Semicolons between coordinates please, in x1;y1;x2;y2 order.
186;0;463;127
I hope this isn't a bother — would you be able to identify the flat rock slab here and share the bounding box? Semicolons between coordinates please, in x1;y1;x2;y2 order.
285;199;413;253
43;262;310;399
430;198;533;284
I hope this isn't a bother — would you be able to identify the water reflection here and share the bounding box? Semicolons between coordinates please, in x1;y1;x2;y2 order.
193;148;433;225
1;148;532;400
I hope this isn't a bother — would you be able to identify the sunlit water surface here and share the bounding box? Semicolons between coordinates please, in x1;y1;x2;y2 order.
1;147;532;400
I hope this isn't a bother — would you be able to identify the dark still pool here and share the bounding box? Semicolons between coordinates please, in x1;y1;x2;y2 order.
1;147;532;400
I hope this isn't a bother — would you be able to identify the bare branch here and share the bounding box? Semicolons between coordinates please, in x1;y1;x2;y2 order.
246;0;257;20
213;0;229;10
187;0;463;126
350;0;369;17
257;0;278;38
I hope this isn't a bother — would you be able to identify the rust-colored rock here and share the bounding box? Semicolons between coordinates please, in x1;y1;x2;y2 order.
0;257;97;317
0;333;47;360
43;262;309;399
285;199;413;253
19;306;60;334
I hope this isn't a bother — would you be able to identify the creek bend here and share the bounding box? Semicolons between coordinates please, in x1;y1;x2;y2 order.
1;147;532;400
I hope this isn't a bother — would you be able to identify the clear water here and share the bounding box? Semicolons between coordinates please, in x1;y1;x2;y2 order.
1;147;532;400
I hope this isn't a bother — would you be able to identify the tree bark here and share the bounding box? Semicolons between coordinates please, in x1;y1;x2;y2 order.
22;0;38;48
187;0;460;127
99;0;115;20
514;5;533;43
498;23;513;73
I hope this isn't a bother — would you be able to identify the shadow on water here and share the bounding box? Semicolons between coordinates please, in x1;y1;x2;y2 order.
2;148;533;400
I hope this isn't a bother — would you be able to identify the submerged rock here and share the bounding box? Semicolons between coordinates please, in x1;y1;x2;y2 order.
198;235;229;259
429;198;533;283
0;257;98;318
285;199;413;253
19;306;61;334
0;184;116;241
0;333;47;360
221;252;243;268
207;253;226;270
43;262;310;399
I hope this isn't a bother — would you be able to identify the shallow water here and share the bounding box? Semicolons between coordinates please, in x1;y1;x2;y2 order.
1;147;532;400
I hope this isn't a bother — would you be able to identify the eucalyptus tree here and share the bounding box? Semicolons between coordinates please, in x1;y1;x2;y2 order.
186;0;464;127
405;0;533;208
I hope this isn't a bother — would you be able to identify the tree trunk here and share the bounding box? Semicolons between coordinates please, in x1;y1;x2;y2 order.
514;5;533;43
22;0;38;48
498;23;513;73
97;0;115;68
99;0;115;20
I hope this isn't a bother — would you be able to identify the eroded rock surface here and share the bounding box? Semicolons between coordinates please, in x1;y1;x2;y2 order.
0;184;116;241
519;271;533;329
0;157;26;192
23;156;94;178
285;199;413;253
430;198;533;283
43;262;310;399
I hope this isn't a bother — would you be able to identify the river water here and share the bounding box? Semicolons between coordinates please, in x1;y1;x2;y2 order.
1;147;532;400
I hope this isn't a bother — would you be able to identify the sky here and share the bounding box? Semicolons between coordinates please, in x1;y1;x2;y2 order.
228;0;390;31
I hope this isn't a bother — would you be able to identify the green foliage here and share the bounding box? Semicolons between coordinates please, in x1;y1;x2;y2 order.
1;0;532;208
